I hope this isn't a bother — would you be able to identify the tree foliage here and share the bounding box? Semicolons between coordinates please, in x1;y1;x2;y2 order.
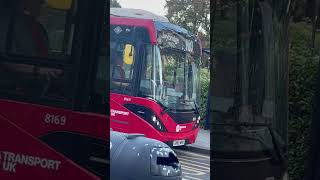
111;0;121;8
288;22;320;180
165;0;210;46
199;68;210;121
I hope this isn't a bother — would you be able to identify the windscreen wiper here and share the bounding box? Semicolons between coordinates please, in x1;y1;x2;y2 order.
139;94;175;115
178;99;200;115
193;101;200;115
161;106;176;115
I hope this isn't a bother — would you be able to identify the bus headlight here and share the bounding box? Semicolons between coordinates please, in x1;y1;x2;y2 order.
151;115;166;132
197;116;201;124
150;147;182;177
193;116;201;129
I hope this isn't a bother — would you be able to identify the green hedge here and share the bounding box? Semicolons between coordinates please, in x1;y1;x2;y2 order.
199;68;210;126
288;22;320;180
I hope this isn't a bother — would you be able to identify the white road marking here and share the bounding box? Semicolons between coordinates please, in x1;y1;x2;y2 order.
182;169;206;176
182;164;209;174
182;164;207;173
179;157;211;167
184;175;203;180
181;161;210;170
179;155;209;161
174;149;210;159
177;150;210;179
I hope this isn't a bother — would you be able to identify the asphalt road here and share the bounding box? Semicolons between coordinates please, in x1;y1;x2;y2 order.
174;149;210;180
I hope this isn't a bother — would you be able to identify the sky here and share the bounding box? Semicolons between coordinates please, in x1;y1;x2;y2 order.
117;0;167;16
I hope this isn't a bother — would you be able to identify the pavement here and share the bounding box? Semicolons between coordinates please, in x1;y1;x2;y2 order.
174;128;210;155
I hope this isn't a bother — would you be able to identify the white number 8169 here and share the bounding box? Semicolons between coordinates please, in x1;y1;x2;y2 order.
44;114;67;126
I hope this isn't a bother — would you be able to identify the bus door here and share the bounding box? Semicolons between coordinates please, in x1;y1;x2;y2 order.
110;24;151;134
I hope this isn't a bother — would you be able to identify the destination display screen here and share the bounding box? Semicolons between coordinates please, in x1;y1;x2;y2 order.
157;29;201;57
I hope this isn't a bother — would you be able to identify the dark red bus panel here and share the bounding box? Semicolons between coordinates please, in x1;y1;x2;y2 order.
0;114;100;180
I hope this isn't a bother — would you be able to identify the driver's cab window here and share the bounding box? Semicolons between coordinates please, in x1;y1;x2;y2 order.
162;52;185;97
0;0;76;104
139;45;163;98
110;43;135;94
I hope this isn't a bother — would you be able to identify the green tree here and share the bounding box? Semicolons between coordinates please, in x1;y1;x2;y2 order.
165;0;210;44
111;0;121;8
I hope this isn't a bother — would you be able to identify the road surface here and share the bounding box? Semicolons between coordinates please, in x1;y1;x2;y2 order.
174;148;210;180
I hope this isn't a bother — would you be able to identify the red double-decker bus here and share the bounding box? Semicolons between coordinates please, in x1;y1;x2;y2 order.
110;8;202;146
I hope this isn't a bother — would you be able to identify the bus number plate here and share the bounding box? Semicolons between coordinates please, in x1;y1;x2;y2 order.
173;140;185;146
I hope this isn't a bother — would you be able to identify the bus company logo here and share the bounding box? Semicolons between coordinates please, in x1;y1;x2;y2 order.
0;151;61;173
176;125;186;132
114;26;122;34
111;109;129;117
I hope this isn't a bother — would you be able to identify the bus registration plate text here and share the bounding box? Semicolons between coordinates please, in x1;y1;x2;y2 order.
173;140;185;146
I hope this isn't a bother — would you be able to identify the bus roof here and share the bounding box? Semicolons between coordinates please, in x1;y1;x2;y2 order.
110;8;200;49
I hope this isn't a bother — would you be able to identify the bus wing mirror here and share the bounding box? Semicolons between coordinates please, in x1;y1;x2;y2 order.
47;0;73;10
124;44;134;65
